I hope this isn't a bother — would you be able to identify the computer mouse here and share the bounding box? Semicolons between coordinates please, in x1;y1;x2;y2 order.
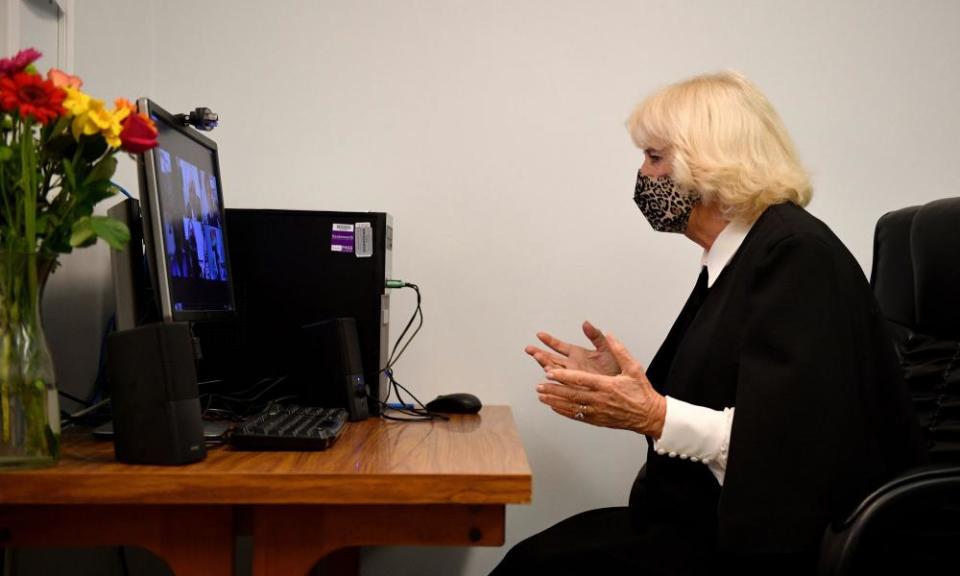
426;393;482;414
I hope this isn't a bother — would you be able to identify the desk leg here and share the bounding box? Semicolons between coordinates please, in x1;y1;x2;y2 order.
251;504;504;576
0;505;234;576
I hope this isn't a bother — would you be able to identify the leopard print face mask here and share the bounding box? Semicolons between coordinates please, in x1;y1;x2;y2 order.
633;171;701;233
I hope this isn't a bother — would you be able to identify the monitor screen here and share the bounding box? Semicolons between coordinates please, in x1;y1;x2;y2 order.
137;98;235;322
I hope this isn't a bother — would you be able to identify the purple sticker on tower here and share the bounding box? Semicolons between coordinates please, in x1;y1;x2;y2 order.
331;223;355;253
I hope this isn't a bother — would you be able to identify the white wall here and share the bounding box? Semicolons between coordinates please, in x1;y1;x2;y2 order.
38;1;960;574
40;0;153;416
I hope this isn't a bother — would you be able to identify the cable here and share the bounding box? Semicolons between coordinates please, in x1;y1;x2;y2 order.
61;397;113;429
58;389;92;407
232;394;299;419
375;369;447;422
390;372;431;410
111;181;134;199
202;407;244;421
216;376;288;404
66;397;111;419
216;376;278;400
375;397;439;422
197;378;225;388
197;376;282;420
201;376;294;420
388;288;423;369
201;392;215;418
88;313;116;405
382;282;423;372
372;281;441;421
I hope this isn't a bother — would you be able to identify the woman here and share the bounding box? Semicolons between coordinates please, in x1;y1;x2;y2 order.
492;72;922;575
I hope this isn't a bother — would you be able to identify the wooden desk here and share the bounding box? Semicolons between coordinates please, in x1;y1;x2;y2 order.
0;406;531;576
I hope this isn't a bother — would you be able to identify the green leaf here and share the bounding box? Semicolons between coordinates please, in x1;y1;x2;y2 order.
83;155;117;185
50;115;70;137
62;158;76;190
80;135;109;162
44;229;73;255
36;213;49;235
83;180;117;206
90;215;129;250
70;183;115;219
0;146;12;162
20;120;37;245
43;134;76;160
69;216;96;248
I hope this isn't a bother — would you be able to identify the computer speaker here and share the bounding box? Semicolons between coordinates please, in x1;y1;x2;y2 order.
106;321;206;465
299;317;370;421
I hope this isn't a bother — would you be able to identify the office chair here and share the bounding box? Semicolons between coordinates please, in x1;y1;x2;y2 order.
819;197;960;575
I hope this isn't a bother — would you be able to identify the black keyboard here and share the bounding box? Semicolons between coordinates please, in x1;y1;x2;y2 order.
229;404;348;451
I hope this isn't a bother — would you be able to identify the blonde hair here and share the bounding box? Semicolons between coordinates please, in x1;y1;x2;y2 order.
626;71;812;223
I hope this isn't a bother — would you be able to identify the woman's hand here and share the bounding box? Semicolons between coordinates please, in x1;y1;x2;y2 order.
525;321;620;377
536;333;667;438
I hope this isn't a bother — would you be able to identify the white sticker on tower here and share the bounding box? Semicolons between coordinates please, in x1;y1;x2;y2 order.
356;222;373;258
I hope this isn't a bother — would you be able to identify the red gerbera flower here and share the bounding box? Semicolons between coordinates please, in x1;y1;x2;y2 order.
0;48;42;76
0;72;65;125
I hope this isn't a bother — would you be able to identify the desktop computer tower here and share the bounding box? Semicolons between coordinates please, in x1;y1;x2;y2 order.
108;200;393;415
211;209;393;414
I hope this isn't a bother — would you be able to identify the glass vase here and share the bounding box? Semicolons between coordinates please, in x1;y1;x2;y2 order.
0;251;59;469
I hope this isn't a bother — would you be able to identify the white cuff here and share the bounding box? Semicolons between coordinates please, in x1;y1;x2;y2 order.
653;397;735;485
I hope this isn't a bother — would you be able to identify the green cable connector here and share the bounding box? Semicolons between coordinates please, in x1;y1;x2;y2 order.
385;279;406;289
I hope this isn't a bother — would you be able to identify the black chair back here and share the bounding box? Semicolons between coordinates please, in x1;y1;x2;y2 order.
871;198;960;342
821;197;960;576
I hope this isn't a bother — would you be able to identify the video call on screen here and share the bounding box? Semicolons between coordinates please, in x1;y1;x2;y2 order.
153;121;232;313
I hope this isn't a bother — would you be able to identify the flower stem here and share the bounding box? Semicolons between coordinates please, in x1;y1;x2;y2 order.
0;332;9;443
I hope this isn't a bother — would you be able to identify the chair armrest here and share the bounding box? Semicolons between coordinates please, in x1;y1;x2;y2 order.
819;464;960;576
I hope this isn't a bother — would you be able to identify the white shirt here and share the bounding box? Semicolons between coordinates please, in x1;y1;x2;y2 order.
651;218;754;485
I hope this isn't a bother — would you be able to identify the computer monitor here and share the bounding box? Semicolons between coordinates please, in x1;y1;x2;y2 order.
135;98;235;323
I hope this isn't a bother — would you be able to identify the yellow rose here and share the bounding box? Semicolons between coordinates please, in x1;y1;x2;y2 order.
100;103;134;148
112;103;132;125
70;98;109;141
64;90;136;148
62;87;90;117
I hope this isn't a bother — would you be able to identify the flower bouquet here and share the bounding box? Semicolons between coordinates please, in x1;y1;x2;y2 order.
0;48;157;468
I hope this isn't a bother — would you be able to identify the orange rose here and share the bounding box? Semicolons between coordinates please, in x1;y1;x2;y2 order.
47;68;82;90
114;97;135;113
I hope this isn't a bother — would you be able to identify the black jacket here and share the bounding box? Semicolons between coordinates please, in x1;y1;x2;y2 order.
629;202;924;570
